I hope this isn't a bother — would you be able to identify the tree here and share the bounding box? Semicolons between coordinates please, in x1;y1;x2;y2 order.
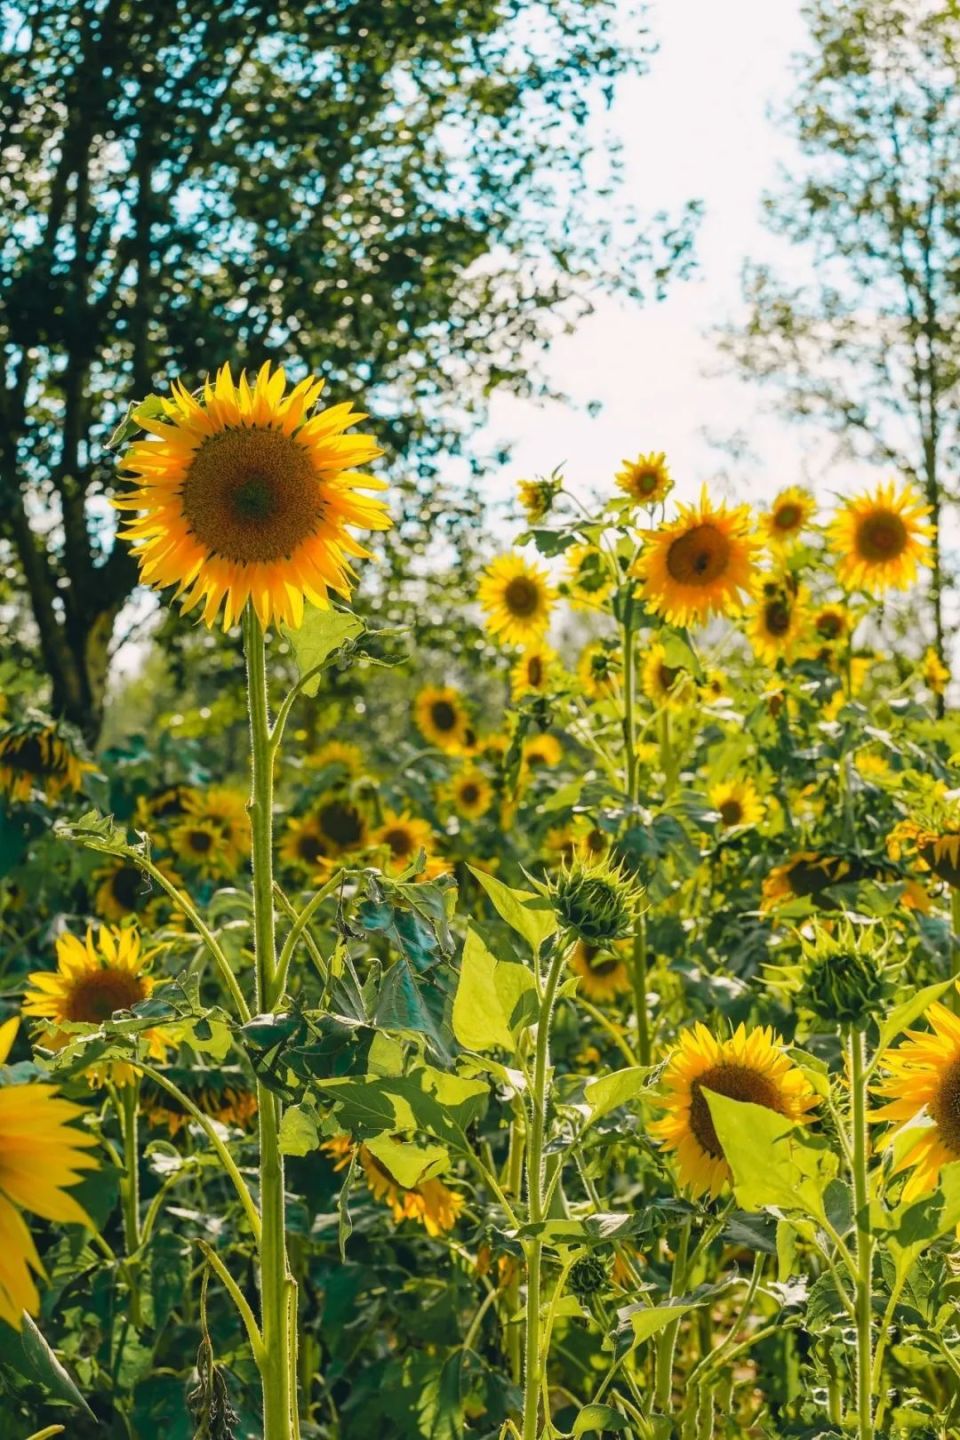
718;0;960;667
0;0;697;741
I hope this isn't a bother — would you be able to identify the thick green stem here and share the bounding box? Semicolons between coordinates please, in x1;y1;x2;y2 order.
521;941;570;1440
119;1081;142;1256
654;1220;690;1413
621;607;638;804
631;916;651;1068
849;1027;873;1440
244;607;298;1440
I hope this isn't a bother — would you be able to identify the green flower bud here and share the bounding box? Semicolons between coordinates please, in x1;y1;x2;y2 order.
550;856;644;946
569;1254;608;1303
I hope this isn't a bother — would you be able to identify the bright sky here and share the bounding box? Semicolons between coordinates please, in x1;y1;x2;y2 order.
487;0;844;514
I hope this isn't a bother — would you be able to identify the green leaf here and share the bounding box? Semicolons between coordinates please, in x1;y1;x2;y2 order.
2;1313;96;1417
364;1133;449;1189
452;926;536;1053
886;1161;960;1280
704;1091;836;1218
572;1404;632;1435
282;606;364;696
875;977;955;1058
315;1065;489;1149
467;866;556;953
621;1301;695;1344
278;1104;320;1156
583;1066;651;1126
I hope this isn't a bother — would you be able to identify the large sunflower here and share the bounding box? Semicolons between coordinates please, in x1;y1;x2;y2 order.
0;720;93;804
478;554;556;646
650;1023;818;1198
761;486;815;549
413;687;470;753
0;1021;98;1328
633;489;758;627
747;580;809;666
709;778;764;830
115;362;389;630
279;814;336;874
873;1001;960;1201
568;940;631;1003
615;452;673;507
829;481;933;595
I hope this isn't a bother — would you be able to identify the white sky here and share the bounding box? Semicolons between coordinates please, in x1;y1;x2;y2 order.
486;0;844;513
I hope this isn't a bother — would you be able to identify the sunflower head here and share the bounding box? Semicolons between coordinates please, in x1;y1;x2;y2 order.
920;647;950;696
564;544;614;610
650;1022;818;1197
24;925;153;1027
522;734;563;771
279;813;335;873
568;939;631;1002
308;740;365;777
550;856;644;946
511;644;558;702
748;579;808;666
615;452;673;507
371;810;434;874
577;641;621;701
709;778;764;830
518;473;562;524
478;554;556;647
829;480;933;596
873;998;960;1201
450;769;493;820
91;856;178;925
569;1253;610;1304
762;486;815;548
314;793;367;856
641;643;694;709
170;817;236;880
114;362;390;630
632;488;758;628
769;920;897;1028
760;851;853;913
414;686;470;753
0;718;93;804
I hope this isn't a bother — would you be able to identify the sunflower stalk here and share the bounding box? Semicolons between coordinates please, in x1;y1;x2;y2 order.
848;1025;874;1440
244;606;300;1440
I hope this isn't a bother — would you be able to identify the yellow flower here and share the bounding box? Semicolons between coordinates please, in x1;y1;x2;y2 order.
517;475;561;523
307;740;365;776
323;1137;464;1237
414;687;470;752
830;481;933;595
615;452;673;507
874;1000;960;1201
577;642;621;701
370;811;435;875
568;940;631;1002
91;855;180;924
183;786;251;868
709;778;764;830
279;814;336;874
565;544;613;610
761;486;815;548
760;851;853;913
134;783;201;830
169;817;237;880
0;721;93;804
747;580;809;666
522;734;563;770
921;647;950;696
650;1022;818;1197
141;1068;258;1137
889;819;960;889
312;793;367;857
23;926;170;1087
450;769;493;820
511;644;559;701
478;554;556;646
0;1020;98;1328
115;361;389;630
632;488;758;627
640;643;694;709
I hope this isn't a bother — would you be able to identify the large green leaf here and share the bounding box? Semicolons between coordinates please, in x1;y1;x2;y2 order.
452;926;536;1053
467;866;556;953
314;1064;489;1149
572;1404;632;1435
364;1133;449;1189
875;977;955;1059
704;1091;836;1219
1;1313;95;1417
583;1066;651;1126
279;1103;320;1156
282;606;364;696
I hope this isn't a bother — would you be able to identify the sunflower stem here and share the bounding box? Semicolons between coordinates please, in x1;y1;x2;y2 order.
118;1080;142;1256
950;887;960;1012
848;1026;874;1440
653;1218;690;1414
244;605;299;1440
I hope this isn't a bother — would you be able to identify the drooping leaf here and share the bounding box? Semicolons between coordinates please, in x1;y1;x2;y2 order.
467;866;556;953
282;606;364;696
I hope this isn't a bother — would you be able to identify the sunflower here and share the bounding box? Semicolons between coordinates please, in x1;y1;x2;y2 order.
709;778;764;830
0;1020;98;1328
615;452;673;507
873;1001;960;1201
450;769;493;821
650;1023;818;1198
568;940;631;1002
511;644;559;701
307;740;365;777
518;474;561;524
920;647;950;696
478;554;556;646
829;481;933;595
762;486;815;548
279;814;336;874
640;643;694;709
114;361;389;630
564;544;614;610
414;687;470;752
91;855;180;924
141;1066;258;1137
747;580;809;666
0;720;93;804
370;810;435;875
811;604;850;647
323;1137;464;1237
522;734;563;770
577;642;621;701
183;786;251;868
314;793;368;856
23;926;169;1087
169;817;237;880
632;489;758;627
134;783;200;829
760;851;854;913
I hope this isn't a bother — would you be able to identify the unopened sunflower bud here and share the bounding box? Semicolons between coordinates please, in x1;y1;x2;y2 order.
549;855;644;946
768;920;897;1028
569;1254;608;1303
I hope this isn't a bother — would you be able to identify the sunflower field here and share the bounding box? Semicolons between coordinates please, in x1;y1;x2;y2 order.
2;349;960;1440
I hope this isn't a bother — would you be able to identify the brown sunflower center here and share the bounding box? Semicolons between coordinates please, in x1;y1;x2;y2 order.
774;504;801;531
856;509;907;563
383;827;414;858
719;799;743;826
182;427;322;565
65;969;147;1024
187;828;214;855
689;1064;783;1159
111;864;144;911
298;833;329;864
527;656;544;687
764;599;792;637
666;524;731;587
816;611;844;640
504;575;541;618
636;469;659;495
430;701;457;733
932;1059;960;1154
659;663;681;691
460;783;480;806
317;800;365;848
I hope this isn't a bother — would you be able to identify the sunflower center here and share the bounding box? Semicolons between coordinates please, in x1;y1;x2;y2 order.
383;827;414;858
774;504;801;531
430;701;457;733
318;800;364;848
637;470;659;494
528;657;544;687
583;946;619;976
111;865;144;911
856;510;907;562
6;736;49;775
187;829;214;854
764;599;792;636
460;784;480;806
504;575;541;618
298;833;328;863
181;427;322;565
719;799;743;826
66;969;147;1024
816;612;843;640
666;524;731;587
659;663;681;690
932;1059;960;1154
689;1065;783;1159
